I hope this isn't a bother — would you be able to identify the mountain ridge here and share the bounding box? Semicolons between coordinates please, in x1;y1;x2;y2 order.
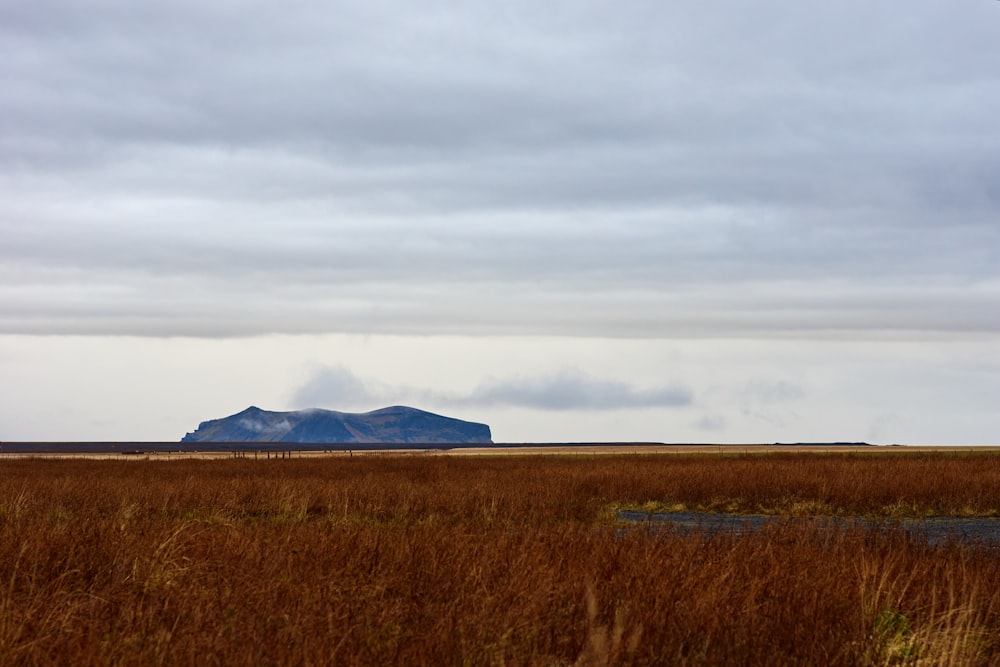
181;405;492;444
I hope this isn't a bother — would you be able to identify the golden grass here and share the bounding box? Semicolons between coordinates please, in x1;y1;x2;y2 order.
0;453;998;665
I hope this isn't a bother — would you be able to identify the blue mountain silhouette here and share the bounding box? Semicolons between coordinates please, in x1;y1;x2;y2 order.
181;405;492;444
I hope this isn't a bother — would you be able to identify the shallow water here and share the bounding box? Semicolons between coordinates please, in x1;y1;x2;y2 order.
617;510;1000;546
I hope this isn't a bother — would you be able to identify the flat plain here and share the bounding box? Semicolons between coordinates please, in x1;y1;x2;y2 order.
1;451;999;665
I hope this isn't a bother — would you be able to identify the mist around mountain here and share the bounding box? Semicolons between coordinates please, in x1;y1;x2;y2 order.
181;406;492;444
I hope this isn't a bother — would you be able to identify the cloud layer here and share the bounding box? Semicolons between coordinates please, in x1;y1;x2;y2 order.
2;1;999;338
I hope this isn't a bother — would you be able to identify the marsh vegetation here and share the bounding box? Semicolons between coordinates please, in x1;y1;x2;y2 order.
1;453;998;665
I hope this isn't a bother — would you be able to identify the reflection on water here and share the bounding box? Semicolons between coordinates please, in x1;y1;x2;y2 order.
617;510;1000;546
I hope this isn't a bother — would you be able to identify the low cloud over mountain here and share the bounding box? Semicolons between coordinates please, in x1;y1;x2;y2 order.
292;365;693;412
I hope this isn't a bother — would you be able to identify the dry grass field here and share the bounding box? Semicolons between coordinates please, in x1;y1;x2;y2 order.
1;452;999;665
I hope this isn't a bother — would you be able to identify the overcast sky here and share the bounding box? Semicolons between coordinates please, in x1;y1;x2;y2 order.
2;1;998;443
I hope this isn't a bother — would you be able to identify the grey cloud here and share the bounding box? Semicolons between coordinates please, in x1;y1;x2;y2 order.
2;1;1000;339
695;414;727;433
733;379;806;432
456;371;693;411
742;380;805;404
291;366;692;412
291;365;389;410
2;269;999;339
6;2;998;186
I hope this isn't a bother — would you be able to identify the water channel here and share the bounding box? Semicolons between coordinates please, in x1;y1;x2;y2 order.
617;510;1000;546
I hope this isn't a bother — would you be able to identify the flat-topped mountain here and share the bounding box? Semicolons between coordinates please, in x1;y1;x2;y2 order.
181;406;492;444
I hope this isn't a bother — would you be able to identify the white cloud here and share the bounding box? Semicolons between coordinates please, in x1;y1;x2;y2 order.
237;418;265;433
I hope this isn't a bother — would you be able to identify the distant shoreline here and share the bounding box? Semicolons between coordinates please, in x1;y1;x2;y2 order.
1;442;998;457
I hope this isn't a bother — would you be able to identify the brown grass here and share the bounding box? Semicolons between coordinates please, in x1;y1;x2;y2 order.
0;453;998;665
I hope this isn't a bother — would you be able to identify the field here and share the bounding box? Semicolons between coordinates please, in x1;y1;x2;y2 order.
1;452;999;665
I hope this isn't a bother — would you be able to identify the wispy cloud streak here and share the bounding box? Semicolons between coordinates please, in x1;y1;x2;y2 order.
291;366;692;412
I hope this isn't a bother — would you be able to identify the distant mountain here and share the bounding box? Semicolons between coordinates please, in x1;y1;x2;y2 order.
774;442;874;447
181;406;492;444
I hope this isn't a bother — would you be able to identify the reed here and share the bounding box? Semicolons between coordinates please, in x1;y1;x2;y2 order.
0;453;997;665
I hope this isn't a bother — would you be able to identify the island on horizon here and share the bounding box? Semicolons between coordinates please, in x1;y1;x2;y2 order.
181;405;493;445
